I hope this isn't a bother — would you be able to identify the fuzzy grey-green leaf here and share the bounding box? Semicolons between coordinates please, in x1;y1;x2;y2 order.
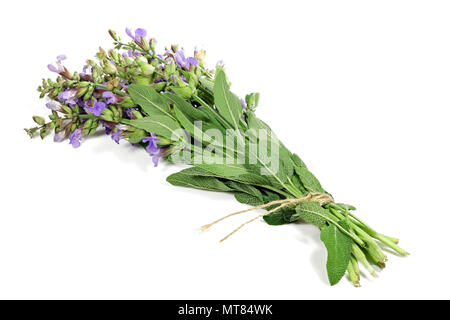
213;69;242;129
291;201;329;227
263;212;289;226
167;172;232;192
163;92;209;122
128;84;176;120
122;116;184;141
234;192;264;206
295;166;325;193
227;181;264;201
320;220;352;286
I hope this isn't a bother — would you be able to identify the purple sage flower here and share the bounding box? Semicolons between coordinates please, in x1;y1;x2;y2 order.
122;49;141;57
100;120;114;135
45;102;60;111
142;133;159;153
57;89;77;107
84;101;107;116
175;50;198;70
53;130;66;143
69;129;82;148
103;91;119;105
149;148;164;167
175;50;188;69
125;28;147;42
240;98;247;110
125;107;137;119
142;133;164;167
188;56;199;67
120;81;129;90
111;130;124;144
47;55;67;73
81;65;92;76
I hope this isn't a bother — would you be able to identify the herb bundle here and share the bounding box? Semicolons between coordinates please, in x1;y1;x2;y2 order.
26;28;408;286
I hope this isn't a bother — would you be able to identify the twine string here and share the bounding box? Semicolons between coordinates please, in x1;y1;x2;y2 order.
200;193;334;242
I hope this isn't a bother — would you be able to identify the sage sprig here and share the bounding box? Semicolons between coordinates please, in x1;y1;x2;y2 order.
26;28;408;287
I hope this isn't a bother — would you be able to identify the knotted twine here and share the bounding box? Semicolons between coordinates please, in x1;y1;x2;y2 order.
201;192;334;242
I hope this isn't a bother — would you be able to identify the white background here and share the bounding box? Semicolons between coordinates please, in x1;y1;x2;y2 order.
0;0;449;299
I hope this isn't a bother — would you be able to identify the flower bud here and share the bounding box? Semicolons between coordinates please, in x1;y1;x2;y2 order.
33;116;45;126
109;49;120;63
141;38;150;51
138;62;155;76
131;109;143;119
92;66;101;80
82;119;94;136
78;81;90;87
150;38;156;53
194;49;206;63
245;92;260;107
24;127;38;138
72;72;80;81
124;57;134;66
101;109;114;121
104;61;117;75
107;78;121;90
135;56;147;64
61;105;72;115
155;81;167;92
76;86;89;98
39;128;48;139
109;106;122;121
108;29;118;41
83;86;94;101
166;61;176;75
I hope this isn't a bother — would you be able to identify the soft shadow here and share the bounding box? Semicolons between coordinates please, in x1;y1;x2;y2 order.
290;222;329;285
87;130;190;174
88;131;155;172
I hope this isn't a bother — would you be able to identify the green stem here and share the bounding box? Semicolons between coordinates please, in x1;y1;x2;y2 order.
374;234;409;256
330;204;406;259
352;244;377;277
347;256;360;287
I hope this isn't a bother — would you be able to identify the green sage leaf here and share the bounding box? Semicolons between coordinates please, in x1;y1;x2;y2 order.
166;172;232;192
292;153;307;168
122;116;184;141
226;181;264;201
320;220;352;286
295;166;325;193
234;192;264;206
263;212;290;226
213;69;242;129
290;201;329;227
128;84;176;120
163;93;209;122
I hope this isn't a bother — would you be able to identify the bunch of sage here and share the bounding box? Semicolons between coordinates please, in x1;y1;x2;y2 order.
26;28;408;286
